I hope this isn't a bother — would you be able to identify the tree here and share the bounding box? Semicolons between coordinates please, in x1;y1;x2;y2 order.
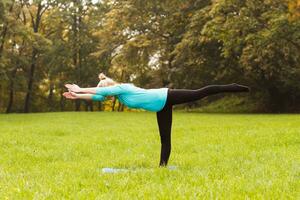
23;0;54;112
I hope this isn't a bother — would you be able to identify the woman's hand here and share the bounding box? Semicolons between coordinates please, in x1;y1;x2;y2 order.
63;91;78;99
65;84;81;93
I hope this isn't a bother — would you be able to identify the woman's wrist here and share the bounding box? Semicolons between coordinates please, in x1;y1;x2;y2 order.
80;88;96;94
77;87;87;93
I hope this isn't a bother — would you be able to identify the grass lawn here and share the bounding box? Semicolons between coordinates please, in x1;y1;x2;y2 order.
0;112;299;199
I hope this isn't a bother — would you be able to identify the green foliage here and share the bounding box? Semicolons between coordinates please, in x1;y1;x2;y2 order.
172;0;300;111
289;0;300;19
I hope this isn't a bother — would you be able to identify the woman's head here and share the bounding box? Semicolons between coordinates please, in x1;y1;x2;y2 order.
98;73;106;81
98;73;117;87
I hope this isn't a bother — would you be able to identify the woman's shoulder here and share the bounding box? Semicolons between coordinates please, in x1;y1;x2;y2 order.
119;83;142;91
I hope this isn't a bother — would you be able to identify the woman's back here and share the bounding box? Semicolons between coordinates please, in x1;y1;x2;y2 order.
97;83;169;112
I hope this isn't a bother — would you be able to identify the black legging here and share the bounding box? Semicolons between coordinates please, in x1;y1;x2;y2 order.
156;83;250;166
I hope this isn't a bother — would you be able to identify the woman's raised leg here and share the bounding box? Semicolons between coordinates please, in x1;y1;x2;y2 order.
167;83;250;105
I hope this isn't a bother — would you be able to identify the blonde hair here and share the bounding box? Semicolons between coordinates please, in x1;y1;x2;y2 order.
98;73;118;87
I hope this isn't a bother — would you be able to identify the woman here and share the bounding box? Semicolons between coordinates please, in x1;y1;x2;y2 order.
64;74;250;166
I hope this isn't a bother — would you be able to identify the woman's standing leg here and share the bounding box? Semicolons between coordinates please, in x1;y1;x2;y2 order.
156;104;173;166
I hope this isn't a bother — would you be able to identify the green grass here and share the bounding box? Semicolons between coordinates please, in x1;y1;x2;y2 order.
0;112;299;199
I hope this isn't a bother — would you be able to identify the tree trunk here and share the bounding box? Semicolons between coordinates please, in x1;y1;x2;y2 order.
47;82;54;111
89;101;93;112
84;100;89;111
117;102;123;112
5;37;17;113
6;84;14;113
75;99;81;111
83;100;93;111
111;98;116;111
98;102;102;111
0;84;3;111
24;3;43;113
6;32;25;113
60;88;65;111
267;85;283;112
24;48;38;113
6;68;17;113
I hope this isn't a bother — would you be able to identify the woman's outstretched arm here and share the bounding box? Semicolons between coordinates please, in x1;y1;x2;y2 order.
63;92;105;101
65;84;98;94
65;84;124;96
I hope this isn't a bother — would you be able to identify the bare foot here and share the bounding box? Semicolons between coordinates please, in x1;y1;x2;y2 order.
230;83;251;92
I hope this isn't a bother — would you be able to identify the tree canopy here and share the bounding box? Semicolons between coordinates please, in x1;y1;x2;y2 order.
0;0;299;113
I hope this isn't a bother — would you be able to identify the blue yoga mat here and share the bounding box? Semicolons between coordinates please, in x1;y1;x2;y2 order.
102;166;178;173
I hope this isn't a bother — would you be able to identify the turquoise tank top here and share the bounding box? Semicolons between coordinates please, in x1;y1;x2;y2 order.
91;84;168;112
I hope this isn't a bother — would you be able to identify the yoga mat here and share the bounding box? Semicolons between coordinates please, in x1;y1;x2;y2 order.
101;166;178;174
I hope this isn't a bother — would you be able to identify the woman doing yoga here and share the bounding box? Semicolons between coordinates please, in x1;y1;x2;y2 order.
64;74;250;166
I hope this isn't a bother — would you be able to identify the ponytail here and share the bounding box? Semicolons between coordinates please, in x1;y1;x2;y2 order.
98;73;117;87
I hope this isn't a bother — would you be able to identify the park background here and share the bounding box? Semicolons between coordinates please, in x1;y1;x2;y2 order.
0;1;300;199
0;0;300;113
